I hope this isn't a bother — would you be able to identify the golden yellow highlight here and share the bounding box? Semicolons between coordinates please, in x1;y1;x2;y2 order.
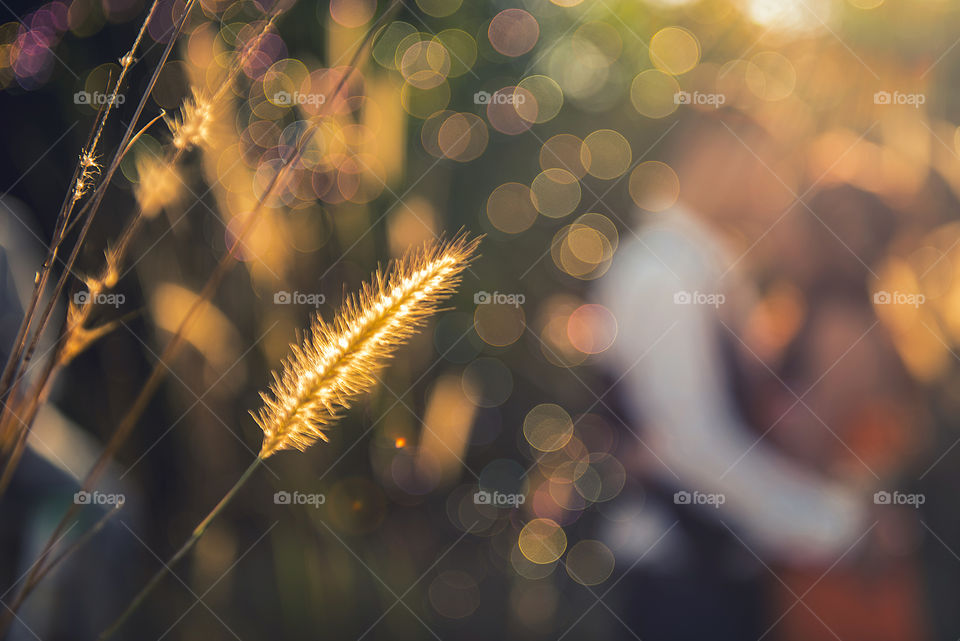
166;89;214;150
73;149;101;203
134;153;184;217
416;373;477;483
254;234;480;458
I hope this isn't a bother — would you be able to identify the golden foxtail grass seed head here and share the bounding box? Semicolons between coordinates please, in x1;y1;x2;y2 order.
254;234;480;458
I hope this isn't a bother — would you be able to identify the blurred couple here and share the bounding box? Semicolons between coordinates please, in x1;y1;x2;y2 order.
597;112;929;641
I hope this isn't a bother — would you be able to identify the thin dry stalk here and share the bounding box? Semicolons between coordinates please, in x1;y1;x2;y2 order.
0;12;281;488
7;0;200;384
0;1;201;493
0;0;163;406
0;1;278;476
0;4;400;629
0;0;204;632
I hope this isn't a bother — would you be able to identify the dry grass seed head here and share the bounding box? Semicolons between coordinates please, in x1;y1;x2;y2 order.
166;89;215;151
255;234;480;458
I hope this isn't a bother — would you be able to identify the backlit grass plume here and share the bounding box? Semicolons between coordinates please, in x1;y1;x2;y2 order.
255;234;480;458
165;88;214;151
99;233;480;641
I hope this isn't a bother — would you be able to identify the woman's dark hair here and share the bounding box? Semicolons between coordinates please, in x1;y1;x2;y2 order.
799;184;899;292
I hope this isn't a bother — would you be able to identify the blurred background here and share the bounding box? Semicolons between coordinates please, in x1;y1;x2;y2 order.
3;0;960;639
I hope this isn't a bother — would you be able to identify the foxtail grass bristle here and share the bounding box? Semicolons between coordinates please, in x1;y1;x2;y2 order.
254;234;480;458
73;149;100;203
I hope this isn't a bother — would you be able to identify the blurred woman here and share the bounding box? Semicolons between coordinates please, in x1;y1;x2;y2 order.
761;184;929;641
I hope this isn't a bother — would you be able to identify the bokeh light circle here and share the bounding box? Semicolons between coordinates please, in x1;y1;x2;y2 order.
649;26;700;75
488;9;539;57
486;182;537;234
515;75;563;124
421;109;455;158
524;404;574;452
630;69;680;118
400;40;451;89
510;542;557;579
565;540;615;585
551;214;618;280
530;168;581;218
329;0;375;28
629;161;680;212
438;112;488;162
518;518;567;564
486;85;534;135
434;29;477;77
567;304;618;354
581;130;632;180
475;301;526;346
372;22;417;70
540;134;588;178
416;0;463;18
